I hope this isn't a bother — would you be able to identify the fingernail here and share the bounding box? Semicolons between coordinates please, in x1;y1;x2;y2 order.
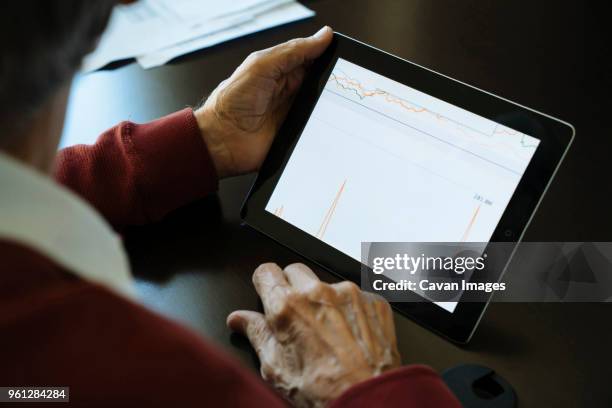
226;311;243;331
313;26;331;39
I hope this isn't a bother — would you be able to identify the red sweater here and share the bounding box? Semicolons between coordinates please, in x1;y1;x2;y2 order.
0;109;461;407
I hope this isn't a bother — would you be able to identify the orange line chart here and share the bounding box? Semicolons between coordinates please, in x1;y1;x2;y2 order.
329;72;442;118
327;70;538;158
273;205;284;218
316;179;347;240
460;204;481;242
492;126;539;148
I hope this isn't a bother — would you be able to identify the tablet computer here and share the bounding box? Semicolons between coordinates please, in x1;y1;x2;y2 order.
241;32;574;343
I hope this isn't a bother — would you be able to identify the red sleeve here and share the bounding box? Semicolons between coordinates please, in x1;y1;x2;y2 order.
0;241;288;407
54;108;217;230
49;111;459;407
0;241;458;407
330;365;462;408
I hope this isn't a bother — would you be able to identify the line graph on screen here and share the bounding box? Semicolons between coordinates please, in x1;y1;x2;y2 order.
327;69;539;162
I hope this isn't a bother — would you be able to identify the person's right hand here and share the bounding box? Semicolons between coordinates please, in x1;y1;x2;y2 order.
227;263;401;408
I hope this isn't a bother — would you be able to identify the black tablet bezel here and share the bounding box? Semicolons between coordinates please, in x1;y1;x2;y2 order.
241;32;574;343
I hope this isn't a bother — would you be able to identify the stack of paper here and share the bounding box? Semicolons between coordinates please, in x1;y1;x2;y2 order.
82;0;315;72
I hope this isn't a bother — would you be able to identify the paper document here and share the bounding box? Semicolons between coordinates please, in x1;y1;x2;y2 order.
137;2;315;69
82;0;314;72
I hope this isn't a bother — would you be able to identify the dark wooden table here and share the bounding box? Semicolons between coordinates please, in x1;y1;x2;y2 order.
62;1;609;406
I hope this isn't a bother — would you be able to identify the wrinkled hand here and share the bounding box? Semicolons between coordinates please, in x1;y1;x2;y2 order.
227;263;401;408
194;27;333;178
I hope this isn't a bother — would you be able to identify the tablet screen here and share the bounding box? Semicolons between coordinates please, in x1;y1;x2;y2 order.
265;58;540;296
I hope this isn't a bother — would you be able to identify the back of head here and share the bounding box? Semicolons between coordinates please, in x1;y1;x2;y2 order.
0;1;116;148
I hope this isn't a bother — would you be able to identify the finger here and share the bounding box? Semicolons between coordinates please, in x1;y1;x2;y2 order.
372;296;398;347
250;26;333;77
283;263;320;289
252;262;290;315
361;290;388;307
359;293;400;368
366;293;400;362
227;310;273;356
332;281;377;360
227;310;286;383
361;292;389;358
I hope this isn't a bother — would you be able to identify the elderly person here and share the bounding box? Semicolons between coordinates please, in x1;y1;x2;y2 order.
0;2;460;407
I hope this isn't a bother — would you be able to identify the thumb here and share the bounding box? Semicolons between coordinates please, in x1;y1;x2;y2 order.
292;25;334;62
249;26;333;77
227;310;273;355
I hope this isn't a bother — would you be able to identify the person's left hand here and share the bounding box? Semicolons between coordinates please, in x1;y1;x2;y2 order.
194;26;333;178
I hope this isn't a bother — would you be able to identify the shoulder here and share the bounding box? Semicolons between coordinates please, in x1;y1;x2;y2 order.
0;240;284;407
